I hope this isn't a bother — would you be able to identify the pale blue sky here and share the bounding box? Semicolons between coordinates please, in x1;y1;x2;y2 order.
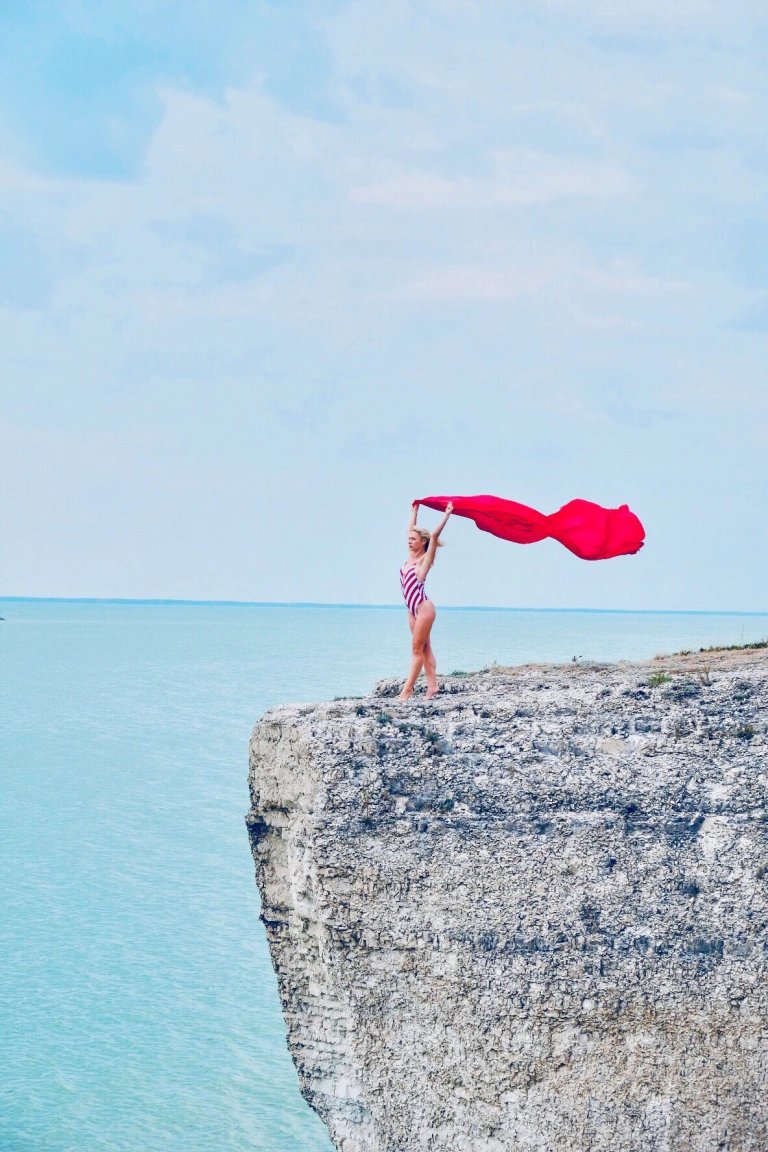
1;1;766;609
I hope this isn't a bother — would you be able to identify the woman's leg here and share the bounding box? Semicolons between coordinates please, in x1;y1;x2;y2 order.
415;605;438;697
399;602;436;700
424;637;438;698
409;619;437;696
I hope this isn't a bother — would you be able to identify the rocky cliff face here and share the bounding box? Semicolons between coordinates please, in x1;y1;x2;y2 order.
246;649;768;1152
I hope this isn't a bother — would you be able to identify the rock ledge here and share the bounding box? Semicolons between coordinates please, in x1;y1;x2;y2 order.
247;650;768;1151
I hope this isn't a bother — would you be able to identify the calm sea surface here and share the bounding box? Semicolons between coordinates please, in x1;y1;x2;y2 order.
2;599;767;1152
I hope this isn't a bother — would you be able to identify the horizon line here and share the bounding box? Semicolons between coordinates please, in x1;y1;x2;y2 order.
1;595;767;617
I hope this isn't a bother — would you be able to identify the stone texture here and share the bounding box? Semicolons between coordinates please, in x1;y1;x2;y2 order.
246;649;768;1152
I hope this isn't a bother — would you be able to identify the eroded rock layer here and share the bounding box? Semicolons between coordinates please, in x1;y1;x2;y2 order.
247;650;768;1152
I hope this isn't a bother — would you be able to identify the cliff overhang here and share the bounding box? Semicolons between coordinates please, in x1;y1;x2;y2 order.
247;649;768;1151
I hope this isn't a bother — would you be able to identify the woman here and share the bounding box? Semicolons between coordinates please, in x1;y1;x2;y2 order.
398;500;453;701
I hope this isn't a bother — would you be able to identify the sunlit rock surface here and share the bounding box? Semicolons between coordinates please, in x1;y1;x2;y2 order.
247;650;768;1152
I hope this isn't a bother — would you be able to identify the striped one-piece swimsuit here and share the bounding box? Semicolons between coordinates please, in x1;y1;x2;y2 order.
400;563;428;616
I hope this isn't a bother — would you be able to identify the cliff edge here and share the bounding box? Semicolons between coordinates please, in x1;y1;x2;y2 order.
247;649;768;1152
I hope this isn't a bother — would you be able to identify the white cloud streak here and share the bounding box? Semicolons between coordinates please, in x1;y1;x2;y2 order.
350;152;630;209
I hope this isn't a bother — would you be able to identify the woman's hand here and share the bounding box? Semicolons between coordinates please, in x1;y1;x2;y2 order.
446;501;454;515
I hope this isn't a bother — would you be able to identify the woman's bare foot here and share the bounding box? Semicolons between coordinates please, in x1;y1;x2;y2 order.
398;686;413;702
425;681;439;700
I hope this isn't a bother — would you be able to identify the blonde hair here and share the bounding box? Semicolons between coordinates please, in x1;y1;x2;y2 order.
412;526;443;553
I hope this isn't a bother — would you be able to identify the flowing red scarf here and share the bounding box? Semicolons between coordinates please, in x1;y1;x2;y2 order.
415;495;645;561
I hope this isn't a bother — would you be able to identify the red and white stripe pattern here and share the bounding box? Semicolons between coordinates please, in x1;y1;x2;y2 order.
400;564;428;615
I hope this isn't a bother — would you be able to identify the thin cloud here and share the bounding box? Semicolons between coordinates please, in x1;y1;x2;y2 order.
351;152;630;209
399;254;685;305
399;265;553;301
582;266;688;296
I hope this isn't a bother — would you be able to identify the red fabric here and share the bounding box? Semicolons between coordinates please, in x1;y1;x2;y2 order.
415;494;645;561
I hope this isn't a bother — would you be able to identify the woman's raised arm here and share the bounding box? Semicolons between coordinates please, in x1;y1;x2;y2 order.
408;501;419;530
416;502;453;580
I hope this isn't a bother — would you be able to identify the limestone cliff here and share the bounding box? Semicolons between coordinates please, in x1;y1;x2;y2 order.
246;649;768;1152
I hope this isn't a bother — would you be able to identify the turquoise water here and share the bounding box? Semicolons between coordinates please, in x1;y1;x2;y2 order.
2;599;767;1152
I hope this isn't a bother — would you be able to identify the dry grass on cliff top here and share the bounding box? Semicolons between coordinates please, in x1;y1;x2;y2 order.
474;639;768;680
671;638;768;655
